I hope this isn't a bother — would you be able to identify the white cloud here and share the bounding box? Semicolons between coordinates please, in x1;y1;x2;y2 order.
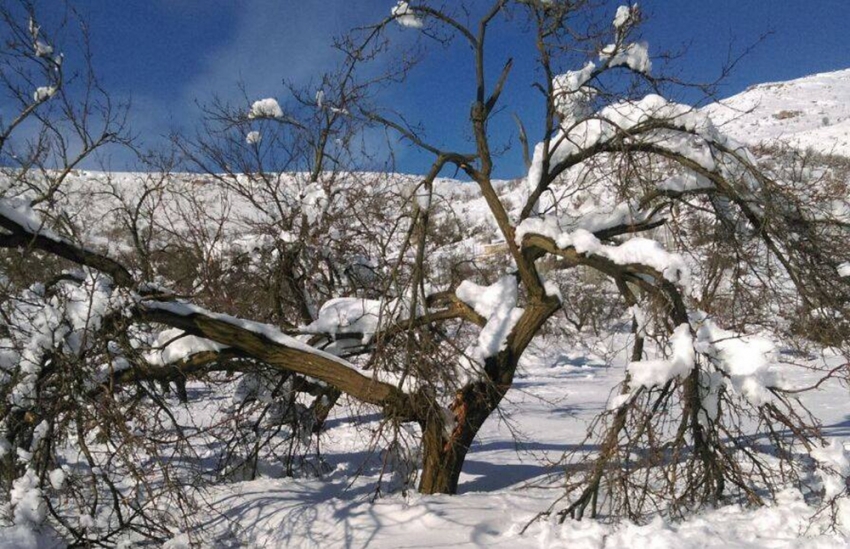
179;0;379;108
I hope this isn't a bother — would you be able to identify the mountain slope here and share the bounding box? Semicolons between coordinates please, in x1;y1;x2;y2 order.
705;68;850;156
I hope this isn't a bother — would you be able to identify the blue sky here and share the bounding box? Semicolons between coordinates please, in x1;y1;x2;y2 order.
9;1;850;178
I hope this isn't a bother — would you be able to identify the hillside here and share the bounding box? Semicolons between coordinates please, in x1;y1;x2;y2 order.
705;68;850;156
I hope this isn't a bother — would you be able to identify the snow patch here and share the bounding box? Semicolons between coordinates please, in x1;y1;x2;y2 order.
392;1;423;29
613;5;635;29
628;323;695;388
695;318;781;406
248;98;283;119
600;41;651;74
33;86;56;102
456;276;524;362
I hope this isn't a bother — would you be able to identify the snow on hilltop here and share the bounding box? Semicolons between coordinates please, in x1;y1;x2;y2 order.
705;68;850;156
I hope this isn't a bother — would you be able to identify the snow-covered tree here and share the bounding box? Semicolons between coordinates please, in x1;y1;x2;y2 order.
1;0;849;545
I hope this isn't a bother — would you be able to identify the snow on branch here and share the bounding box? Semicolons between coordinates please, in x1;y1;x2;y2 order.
0;198;54;236
610;313;785;418
526;228;690;287
146;328;228;367
550;5;650;128
33;85;57;102
601;4;650;74
523;93;761;220
516;199;662;246
528;95;724;191
299;290;487;355
391;1;424;29
627;323;694;389
613;5;635;29
302;297;386;343
456;276;524;363
248;98;283;119
0;198;134;287
3;271;127;411
694;317;782;408
137;300;417;415
811;440;850;499
600;41;651;74
142;300;355;366
552;62;597;123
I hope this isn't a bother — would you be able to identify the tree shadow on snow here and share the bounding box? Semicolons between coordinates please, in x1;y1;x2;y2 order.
459;440;599;493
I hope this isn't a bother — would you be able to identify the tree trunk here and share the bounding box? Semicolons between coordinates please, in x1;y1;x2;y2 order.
416;301;558;494
419;414;469;494
418;380;505;494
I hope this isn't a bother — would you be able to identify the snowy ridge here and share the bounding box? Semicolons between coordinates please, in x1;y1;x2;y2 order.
705;68;850;156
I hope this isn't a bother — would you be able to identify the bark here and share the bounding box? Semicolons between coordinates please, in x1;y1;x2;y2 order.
418;379;505;494
137;303;420;419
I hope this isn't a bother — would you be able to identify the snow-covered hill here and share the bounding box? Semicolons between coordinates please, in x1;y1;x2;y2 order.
705;68;850;156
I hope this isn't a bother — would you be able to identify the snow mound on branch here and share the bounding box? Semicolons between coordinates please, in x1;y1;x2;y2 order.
613;5;635;29
246;131;261;144
0;198;48;236
456;276;524;361
658;171;713;192
603;6;650;72
838;262;850;277
10;470;45;526
526;93;725;201
552;62;597;123
303;298;384;341
33;86;56;102
628;323;695;388
300;181;328;224
695;318;781;406
590;236;689;286
392;2;423;29
34;40;53;57
142;300;355;368
146;328;228;366
516;200;653;243
515;226;690;287
248;98;283;119
600;41;651;74
2;273;122;410
48;469;65;490
811;440;850;499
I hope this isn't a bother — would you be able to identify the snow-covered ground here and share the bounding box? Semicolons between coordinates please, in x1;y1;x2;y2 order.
7;328;846;548
157;338;850;548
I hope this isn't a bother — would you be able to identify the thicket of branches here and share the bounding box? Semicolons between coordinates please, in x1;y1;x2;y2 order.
0;0;848;546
